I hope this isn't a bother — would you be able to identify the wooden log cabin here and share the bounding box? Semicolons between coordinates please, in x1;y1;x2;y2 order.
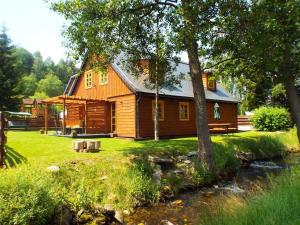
20;98;44;117
57;57;238;138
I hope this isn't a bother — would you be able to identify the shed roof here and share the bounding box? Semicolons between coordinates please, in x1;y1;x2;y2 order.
22;98;35;105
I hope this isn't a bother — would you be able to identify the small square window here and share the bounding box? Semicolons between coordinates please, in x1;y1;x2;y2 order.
152;100;164;121
179;102;189;121
99;70;108;85
85;71;93;89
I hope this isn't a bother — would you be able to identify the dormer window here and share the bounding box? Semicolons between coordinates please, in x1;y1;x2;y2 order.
203;71;216;91
207;77;216;91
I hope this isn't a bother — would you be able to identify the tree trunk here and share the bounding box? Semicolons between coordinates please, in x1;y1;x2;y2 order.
284;79;300;143
186;40;214;170
182;0;213;171
154;78;160;141
0;112;6;167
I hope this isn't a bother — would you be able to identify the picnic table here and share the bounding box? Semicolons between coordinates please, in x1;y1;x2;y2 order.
208;123;233;134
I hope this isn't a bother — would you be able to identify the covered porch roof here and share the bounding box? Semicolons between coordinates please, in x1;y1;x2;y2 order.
42;95;105;105
42;95;107;135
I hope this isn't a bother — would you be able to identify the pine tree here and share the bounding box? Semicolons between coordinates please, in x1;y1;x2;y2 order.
0;27;21;111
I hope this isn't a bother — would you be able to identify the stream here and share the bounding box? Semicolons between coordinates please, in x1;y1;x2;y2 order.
124;154;300;225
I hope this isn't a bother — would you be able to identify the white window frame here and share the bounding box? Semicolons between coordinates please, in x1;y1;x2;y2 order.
99;69;108;85
85;70;93;89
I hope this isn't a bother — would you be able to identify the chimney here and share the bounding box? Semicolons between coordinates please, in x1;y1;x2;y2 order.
202;71;216;91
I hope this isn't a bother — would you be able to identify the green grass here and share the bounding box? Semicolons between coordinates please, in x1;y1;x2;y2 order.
201;169;300;225
6;129;299;167
1;128;299;224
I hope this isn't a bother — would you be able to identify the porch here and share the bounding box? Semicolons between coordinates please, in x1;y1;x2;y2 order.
42;95;115;136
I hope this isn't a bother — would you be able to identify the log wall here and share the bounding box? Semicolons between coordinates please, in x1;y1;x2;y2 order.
139;96;237;138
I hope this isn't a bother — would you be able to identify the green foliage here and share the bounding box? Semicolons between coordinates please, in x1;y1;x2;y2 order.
16;74;37;97
13;47;34;75
2;129;298;222
213;143;240;174
0;26;22;110
271;83;287;108
55;59;78;84
202;170;300;225
36;73;64;97
31;91;49;100
251;107;292;131
0;167;61;225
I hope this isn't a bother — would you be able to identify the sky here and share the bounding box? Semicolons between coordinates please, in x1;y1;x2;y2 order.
0;0;189;64
0;0;67;63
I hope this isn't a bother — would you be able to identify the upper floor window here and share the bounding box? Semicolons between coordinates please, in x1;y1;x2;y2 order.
179;102;189;121
208;79;216;91
85;70;92;89
99;70;108;85
152;100;164;121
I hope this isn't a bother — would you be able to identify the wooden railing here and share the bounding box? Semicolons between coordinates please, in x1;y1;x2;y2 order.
0;112;6;167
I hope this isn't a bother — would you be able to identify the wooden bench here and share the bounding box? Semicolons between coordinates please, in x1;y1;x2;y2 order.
208;123;233;134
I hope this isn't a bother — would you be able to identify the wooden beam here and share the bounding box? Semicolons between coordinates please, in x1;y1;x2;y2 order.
63;98;66;135
0;111;6;167
44;104;48;135
84;100;87;134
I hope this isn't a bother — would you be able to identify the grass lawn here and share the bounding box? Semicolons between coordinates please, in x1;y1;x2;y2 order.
6;129;299;167
0;129;299;224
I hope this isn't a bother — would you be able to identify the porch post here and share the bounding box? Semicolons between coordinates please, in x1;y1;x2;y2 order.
44;104;48;135
104;101;108;133
84;100;87;134
63;98;66;135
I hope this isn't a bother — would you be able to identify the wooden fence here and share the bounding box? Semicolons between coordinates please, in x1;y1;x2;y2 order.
0;112;6;167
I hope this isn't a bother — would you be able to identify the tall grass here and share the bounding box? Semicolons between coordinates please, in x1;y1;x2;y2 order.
201;170;300;225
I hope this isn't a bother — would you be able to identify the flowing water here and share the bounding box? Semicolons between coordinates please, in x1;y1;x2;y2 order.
124;154;300;225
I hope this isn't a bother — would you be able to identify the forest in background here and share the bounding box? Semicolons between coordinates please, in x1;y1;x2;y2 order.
0;27;78;111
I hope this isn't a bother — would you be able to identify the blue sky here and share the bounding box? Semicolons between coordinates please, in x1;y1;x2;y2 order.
0;0;189;64
0;0;67;63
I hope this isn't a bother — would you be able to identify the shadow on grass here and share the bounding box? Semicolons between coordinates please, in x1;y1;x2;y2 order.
4;146;27;168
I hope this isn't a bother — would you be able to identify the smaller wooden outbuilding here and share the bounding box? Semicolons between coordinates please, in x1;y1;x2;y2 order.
43;95;107;135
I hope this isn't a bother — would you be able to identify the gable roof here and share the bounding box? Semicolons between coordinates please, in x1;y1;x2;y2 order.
22;98;35;105
66;57;238;103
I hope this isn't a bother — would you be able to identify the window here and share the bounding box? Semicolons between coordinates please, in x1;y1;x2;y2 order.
99;70;108;85
208;79;216;91
179;102;189;121
152;100;164;121
85;71;92;89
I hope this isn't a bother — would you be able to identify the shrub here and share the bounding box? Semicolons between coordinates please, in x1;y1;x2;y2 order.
251;107;292;131
0;167;62;225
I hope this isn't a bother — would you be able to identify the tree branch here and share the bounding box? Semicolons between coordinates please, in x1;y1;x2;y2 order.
203;57;238;70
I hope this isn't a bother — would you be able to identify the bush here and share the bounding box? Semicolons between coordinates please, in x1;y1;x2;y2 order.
251;107;292;131
0;167;62;225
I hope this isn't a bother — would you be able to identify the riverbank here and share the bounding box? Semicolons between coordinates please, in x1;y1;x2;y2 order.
202;167;300;225
1;129;299;224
